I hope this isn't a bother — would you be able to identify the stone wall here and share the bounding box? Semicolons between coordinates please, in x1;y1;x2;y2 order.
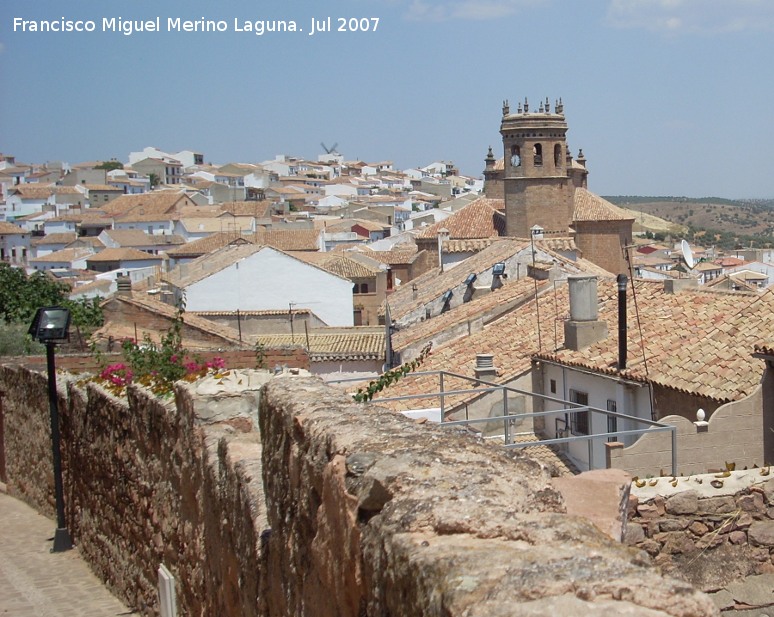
606;386;763;478
627;470;774;593
259;377;716;616
0;361;273;616
9;347;310;376
0;365;720;616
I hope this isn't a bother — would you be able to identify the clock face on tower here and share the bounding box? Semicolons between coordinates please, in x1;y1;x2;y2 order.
510;153;520;167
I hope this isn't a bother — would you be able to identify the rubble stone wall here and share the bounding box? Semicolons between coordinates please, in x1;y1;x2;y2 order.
0;364;720;616
627;472;774;593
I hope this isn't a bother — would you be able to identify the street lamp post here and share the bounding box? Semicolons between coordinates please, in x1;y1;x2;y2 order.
28;306;73;553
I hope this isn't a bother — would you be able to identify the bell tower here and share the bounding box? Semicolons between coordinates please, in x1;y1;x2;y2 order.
501;97;576;237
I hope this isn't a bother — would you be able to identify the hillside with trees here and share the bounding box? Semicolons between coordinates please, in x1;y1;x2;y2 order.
606;196;774;250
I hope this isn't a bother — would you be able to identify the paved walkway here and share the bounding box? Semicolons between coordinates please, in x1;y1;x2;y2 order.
0;488;135;616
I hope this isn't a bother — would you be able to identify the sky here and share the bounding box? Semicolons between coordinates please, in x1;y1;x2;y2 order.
2;0;774;199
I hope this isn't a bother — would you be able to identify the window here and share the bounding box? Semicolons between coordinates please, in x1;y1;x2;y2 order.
550;379;556;394
607;400;618;442
554;144;562;167
533;143;543;166
510;145;521;167
569;389;589;435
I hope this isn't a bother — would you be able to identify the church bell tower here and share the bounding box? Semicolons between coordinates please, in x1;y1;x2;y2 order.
501;97;577;237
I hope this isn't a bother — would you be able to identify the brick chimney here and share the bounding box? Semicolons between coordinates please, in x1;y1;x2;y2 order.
116;274;132;297
564;276;607;351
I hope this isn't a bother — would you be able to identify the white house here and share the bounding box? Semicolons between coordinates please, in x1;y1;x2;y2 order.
166;244;354;326
0;221;31;264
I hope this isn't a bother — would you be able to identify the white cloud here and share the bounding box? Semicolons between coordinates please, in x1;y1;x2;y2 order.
607;0;774;33
405;0;547;21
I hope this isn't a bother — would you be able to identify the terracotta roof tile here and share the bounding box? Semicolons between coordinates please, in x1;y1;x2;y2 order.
417;197;506;239
573;188;635;222
254;328;385;361
86;247;163;262
377;280;770;412
0;221;28;235
31;232;77;246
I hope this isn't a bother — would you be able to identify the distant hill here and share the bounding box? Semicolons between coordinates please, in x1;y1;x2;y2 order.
604;196;774;249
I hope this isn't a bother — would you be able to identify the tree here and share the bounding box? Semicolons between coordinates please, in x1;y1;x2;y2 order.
148;173;160;188
95;159;124;172
0;264;70;324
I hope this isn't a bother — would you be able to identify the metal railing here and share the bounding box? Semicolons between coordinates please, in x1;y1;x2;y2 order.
331;370;677;475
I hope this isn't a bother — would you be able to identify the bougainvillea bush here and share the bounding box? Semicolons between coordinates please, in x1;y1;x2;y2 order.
94;304;228;397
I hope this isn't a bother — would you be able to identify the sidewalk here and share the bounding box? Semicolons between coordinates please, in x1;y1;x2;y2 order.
0;487;134;616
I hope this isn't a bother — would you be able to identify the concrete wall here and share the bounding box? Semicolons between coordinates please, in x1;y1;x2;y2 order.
607;385;764;478
0;366;719;616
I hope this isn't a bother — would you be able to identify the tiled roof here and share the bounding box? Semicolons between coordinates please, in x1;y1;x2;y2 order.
253;228;320;251
535;237;577;253
384;238;530;320
32;232;77;246
86;247;162;262
368;249;420;266
101;230;183;248
377;279;770;412
253;328;385;361
219;200;274;218
443;238;496;253
67;237;106;250
391;277;549;353
192;308;312;317
0;221;27;235
573;188;635;222
30;247;94;263
165;244;345;290
165;243;266;288
535;282;768;403
7;186;55;199
417;197;506;239
99;192;191;217
165;232;251;257
289;251;383;279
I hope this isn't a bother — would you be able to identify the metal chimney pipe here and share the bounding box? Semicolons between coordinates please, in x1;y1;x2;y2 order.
617;274;627;370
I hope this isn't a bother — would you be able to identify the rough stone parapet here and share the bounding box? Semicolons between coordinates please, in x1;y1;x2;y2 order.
260;376;718;616
0;361;720;616
628;470;774;595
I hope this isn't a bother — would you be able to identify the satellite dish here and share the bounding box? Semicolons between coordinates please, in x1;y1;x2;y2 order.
681;239;695;269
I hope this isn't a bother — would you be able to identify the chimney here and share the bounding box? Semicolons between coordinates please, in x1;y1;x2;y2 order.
617;274;627;370
663;278;698;294
116;274;132;297
564;276;608;351
474;353;497;382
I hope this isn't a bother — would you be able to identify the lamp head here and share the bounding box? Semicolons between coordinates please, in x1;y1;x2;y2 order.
28;307;71;343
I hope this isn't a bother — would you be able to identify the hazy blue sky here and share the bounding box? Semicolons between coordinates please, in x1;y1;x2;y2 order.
2;0;774;198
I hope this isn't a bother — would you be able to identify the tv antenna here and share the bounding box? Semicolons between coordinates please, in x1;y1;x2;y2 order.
320;141;339;155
